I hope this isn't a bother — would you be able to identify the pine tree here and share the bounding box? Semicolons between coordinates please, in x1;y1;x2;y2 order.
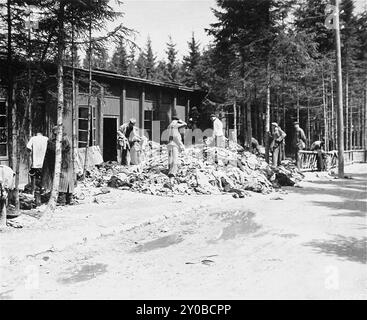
110;40;129;74
145;36;156;79
166;35;178;81
156;60;168;82
83;45;109;70
134;37;157;79
181;33;201;86
135;50;147;78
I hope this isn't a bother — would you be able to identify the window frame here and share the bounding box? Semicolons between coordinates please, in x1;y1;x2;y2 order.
78;104;96;148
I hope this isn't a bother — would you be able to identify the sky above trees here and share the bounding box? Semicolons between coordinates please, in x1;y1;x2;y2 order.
107;0;217;59
106;0;366;60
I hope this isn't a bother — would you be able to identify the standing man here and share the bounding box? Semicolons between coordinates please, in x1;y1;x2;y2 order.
167;114;187;183
270;122;287;167
43;126;74;205
117;118;141;166
311;139;326;171
293;121;307;169
27;132;49;206
210;114;225;148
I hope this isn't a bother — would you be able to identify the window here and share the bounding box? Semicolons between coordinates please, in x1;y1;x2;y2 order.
78;105;96;148
0;100;7;157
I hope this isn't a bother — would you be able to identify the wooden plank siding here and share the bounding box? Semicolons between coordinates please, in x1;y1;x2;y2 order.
0;67;205;179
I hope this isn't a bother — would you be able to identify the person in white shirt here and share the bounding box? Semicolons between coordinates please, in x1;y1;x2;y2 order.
27;132;49;204
27;132;49;169
210;114;225;148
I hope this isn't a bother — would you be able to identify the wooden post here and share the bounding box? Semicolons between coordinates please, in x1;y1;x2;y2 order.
140;86;145;132
98;86;104;148
335;0;345;178
186;98;190;123
172;94;176;120
120;82;126;124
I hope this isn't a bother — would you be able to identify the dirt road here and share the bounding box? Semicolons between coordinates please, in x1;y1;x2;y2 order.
0;164;366;300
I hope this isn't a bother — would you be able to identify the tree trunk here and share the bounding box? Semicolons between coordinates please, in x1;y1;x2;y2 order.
233;101;237;144
345;66;349;150
253;87;258;143
322;71;328;151
12;85;19;213
6;0;13;169
330;71;335;150
265;62;271;163
2;0;12;227
83;18;93;179
364;75;367;149
45;2;65;213
296;83;300;122
246;100;252;151
307;96;311;145
71;13;78;182
335;0;345;178
257;85;263;145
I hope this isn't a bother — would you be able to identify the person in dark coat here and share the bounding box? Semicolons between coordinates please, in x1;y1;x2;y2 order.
311;139;326;171
270;122;286;167
42;126;75;205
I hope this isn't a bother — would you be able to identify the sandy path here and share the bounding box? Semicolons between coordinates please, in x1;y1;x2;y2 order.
0;164;366;300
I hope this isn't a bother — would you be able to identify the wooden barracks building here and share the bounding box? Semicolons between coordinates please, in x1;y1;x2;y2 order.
0;65;205;168
75;68;205;162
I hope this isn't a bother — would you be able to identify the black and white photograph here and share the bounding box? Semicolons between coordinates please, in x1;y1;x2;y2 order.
0;0;366;302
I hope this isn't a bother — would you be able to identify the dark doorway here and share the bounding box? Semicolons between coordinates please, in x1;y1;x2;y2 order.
103;117;117;161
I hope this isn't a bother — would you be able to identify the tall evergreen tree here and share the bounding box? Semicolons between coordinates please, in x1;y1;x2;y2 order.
166;35;178;81
83;45;109;70
145;36;156;79
134;37;157;79
181;33;201;86
110;39;129;74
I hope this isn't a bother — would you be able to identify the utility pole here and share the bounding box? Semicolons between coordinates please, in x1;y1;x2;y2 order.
335;0;345;178
265;62;271;163
233;101;237;145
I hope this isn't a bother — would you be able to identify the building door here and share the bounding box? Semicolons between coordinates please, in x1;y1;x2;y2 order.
103;117;117;162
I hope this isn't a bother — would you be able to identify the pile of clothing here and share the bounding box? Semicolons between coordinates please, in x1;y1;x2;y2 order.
76;144;304;199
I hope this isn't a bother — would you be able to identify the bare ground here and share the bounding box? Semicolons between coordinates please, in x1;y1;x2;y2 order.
0;164;366;300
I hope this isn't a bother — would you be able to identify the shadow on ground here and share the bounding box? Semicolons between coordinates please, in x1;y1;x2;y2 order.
304;235;367;264
289;170;367;218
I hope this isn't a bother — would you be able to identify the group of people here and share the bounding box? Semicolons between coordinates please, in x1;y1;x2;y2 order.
27;126;74;206
116;113;326;187
269;121;325;171
115;114;225;183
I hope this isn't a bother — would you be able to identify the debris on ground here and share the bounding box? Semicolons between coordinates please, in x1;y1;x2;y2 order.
74;144;304;201
19;193;36;210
